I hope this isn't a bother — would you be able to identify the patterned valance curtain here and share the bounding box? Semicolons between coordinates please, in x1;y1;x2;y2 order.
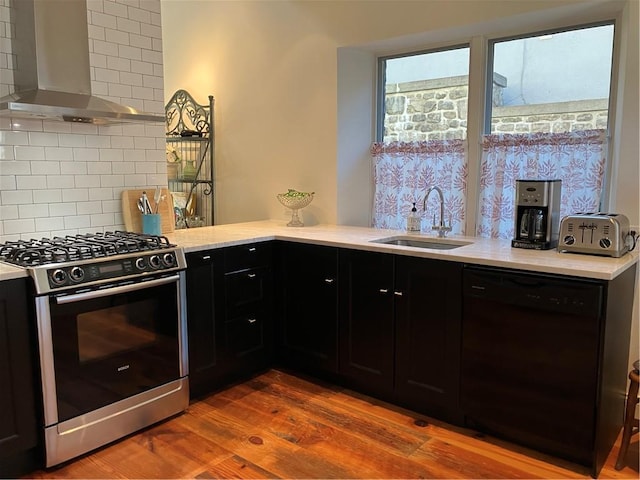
477;129;607;239
371;140;468;233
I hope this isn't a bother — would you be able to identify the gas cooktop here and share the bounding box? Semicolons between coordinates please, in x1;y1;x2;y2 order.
0;231;187;295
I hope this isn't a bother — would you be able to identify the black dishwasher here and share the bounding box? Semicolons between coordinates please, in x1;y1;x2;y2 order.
461;266;604;468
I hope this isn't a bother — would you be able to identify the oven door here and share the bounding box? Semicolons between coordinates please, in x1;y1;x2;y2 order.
36;273;187;425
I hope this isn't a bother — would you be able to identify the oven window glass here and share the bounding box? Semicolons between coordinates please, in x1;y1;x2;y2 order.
50;279;181;422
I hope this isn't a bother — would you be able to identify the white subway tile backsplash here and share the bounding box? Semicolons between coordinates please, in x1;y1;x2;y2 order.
130;59;153;75
100;174;126;187
45;147;74;161
35;217;65;232
49;203;77;217
18;203;49;218
124;174;147;186
74;175;102;188
118;44;142;61
33;190;63;204
77;201;103;215
16;175;47;189
0;145;14;160
0;205;18;220
59;134;87;148
99;149;124;162
105;28;130;46
3;219;35;234
1;190;33;205
0;130;29;145
91;213;116;227
0;175;15;190
130;33;152;50
62;189;90;202
1;0;165;240
91;11;117;29
28;132;59;146
103;1;128;19
73;147;101;162
30;161;61;175
87;162;112;175
128;6;151;24
89;187;115;201
47;175;75;189
0;160;31;174
112;162;135;175
85;135;111;149
14;145;45;161
64;215;91;229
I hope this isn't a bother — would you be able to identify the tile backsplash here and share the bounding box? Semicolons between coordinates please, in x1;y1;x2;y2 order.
0;0;166;241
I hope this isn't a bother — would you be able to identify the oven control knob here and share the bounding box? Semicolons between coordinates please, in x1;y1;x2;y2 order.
563;235;575;245
162;253;175;267
135;258;146;270
149;255;161;269
599;237;611;249
51;269;67;285
69;266;85;282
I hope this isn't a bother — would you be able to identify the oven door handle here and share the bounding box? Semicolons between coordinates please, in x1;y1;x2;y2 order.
55;275;181;304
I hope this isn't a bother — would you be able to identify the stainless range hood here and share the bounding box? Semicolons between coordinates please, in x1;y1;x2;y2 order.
0;0;165;125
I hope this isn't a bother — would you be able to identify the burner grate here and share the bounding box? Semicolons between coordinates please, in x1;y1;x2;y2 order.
0;231;174;267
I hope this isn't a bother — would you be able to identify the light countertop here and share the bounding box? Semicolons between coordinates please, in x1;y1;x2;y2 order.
165;220;638;281
1;220;637;282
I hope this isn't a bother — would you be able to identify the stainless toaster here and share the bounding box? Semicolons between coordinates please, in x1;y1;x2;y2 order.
558;213;630;257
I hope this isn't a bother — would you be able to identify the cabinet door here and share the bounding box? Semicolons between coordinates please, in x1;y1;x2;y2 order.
394;257;463;422
339;249;394;399
278;242;338;376
185;250;222;398
0;278;38;462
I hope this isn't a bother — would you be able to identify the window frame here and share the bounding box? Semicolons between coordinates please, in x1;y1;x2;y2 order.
375;19;621;236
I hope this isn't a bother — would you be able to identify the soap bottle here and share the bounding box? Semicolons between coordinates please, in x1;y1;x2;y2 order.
406;202;421;232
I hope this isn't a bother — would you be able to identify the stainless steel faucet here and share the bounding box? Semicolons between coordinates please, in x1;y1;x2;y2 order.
422;186;452;238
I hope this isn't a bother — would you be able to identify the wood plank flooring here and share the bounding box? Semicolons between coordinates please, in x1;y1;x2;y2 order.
26;369;639;479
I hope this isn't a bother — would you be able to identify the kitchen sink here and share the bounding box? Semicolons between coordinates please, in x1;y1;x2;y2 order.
370;235;472;250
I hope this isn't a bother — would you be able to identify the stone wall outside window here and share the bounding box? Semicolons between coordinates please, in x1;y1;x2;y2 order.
383;75;608;142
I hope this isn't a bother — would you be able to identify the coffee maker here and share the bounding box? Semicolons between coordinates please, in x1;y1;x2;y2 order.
511;179;562;250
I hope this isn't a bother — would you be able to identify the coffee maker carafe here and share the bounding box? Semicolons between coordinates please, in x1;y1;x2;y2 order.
512;180;561;250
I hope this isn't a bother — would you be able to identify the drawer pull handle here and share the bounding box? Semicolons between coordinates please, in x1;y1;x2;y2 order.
248;318;257;324
248;247;256;252
202;255;211;260
394;291;403;296
324;278;334;284
379;288;388;293
248;273;257;278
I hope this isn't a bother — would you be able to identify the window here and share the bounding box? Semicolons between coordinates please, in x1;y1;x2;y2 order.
373;46;470;232
372;22;616;239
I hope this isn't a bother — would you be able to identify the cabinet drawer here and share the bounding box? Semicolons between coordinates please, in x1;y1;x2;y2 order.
224;242;272;273
225;266;270;312
225;312;266;357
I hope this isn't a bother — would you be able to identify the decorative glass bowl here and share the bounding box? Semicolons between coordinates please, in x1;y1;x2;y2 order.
277;189;314;227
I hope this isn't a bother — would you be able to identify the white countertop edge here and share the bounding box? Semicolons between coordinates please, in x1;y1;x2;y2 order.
167;220;639;281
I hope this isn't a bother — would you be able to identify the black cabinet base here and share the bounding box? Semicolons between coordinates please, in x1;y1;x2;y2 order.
0;447;42;479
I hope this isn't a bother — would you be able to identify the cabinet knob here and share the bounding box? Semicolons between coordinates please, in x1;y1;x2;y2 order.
324;278;335;284
248;247;256;252
394;291;403;296
248;273;256;278
379;288;388;293
247;318;257;324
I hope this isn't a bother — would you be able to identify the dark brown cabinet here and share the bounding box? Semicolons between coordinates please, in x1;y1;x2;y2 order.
339;249;395;399
338;249;462;416
276;242;339;378
0;278;40;477
185;242;273;398
394;256;462;423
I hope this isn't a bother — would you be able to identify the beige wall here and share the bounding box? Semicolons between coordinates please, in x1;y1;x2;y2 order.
161;0;638;366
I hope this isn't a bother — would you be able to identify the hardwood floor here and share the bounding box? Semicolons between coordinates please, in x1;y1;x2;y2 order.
26;369;639;479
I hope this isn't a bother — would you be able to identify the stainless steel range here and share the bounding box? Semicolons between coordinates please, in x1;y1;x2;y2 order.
0;231;189;467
